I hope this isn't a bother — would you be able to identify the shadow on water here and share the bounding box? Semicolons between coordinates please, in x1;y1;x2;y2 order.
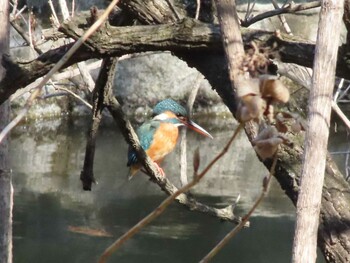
11;115;327;263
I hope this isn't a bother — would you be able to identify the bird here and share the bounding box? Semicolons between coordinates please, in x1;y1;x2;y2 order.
127;99;213;179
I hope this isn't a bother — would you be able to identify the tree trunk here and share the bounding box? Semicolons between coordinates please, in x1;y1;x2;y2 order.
0;1;13;263
291;0;344;262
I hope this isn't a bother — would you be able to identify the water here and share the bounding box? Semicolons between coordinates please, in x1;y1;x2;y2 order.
9;115;330;263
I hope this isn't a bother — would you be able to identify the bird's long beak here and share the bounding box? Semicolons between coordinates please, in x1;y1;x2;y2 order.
184;120;213;139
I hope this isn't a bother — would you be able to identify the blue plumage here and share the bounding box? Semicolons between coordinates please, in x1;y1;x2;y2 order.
126;98;212;179
127;121;160;166
152;99;188;117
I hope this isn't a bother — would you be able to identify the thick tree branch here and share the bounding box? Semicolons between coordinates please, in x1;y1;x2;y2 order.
2;17;350;106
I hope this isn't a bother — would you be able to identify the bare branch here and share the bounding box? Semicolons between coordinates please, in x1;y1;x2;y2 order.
10;0;17;17
48;0;60;27
180;74;203;186
58;0;70;22
195;0;201;19
245;0;257;21
270;0;293;35
164;0;181;21
71;0;75;17
241;1;321;27
80;57;117;190
48;82;93;109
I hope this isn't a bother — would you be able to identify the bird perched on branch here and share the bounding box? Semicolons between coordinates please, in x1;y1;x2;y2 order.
127;99;212;179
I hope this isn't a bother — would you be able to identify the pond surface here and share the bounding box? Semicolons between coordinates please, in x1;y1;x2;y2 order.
9;114;333;263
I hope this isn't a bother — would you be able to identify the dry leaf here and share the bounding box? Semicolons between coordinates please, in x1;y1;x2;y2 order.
252;126;282;160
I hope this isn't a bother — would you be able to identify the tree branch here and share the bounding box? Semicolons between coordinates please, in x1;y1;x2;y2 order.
241;1;321;27
104;91;242;223
80;58;115;190
3;17;350;106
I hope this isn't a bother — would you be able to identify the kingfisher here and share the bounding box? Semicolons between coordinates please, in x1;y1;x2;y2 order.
127;99;213;179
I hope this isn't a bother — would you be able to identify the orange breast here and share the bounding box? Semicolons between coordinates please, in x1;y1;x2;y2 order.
146;123;179;163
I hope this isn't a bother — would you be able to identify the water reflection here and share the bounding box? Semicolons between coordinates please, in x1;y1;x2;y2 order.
11;116;326;263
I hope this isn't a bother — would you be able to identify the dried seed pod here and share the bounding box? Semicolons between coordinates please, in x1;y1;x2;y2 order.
237;95;267;122
254;137;283;160
259;75;290;104
252;126;282;160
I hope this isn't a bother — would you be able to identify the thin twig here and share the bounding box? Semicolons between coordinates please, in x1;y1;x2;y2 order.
59;0;95;92
195;0;201;19
10;60;101;102
48;0;60;27
48;82;93;109
80;58;117;190
245;0;251;21
71;0;75;17
200;153;278;263
270;0;293;35
336;81;350;101
165;0;181;20
331;101;350;130
241;1;320;27
246;0;257;21
14;5;27;20
0;0;121;144
58;0;70;22
27;10;34;49
98;124;243;263
10;0;18;17
180;74;203;186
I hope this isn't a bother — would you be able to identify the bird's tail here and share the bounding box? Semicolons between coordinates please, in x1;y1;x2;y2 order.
128;165;140;180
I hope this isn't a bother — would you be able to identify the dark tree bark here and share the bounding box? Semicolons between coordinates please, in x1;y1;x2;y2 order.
80;58;114;190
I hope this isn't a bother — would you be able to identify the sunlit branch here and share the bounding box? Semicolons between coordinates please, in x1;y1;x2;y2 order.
195;0;201;19
48;0;60;27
